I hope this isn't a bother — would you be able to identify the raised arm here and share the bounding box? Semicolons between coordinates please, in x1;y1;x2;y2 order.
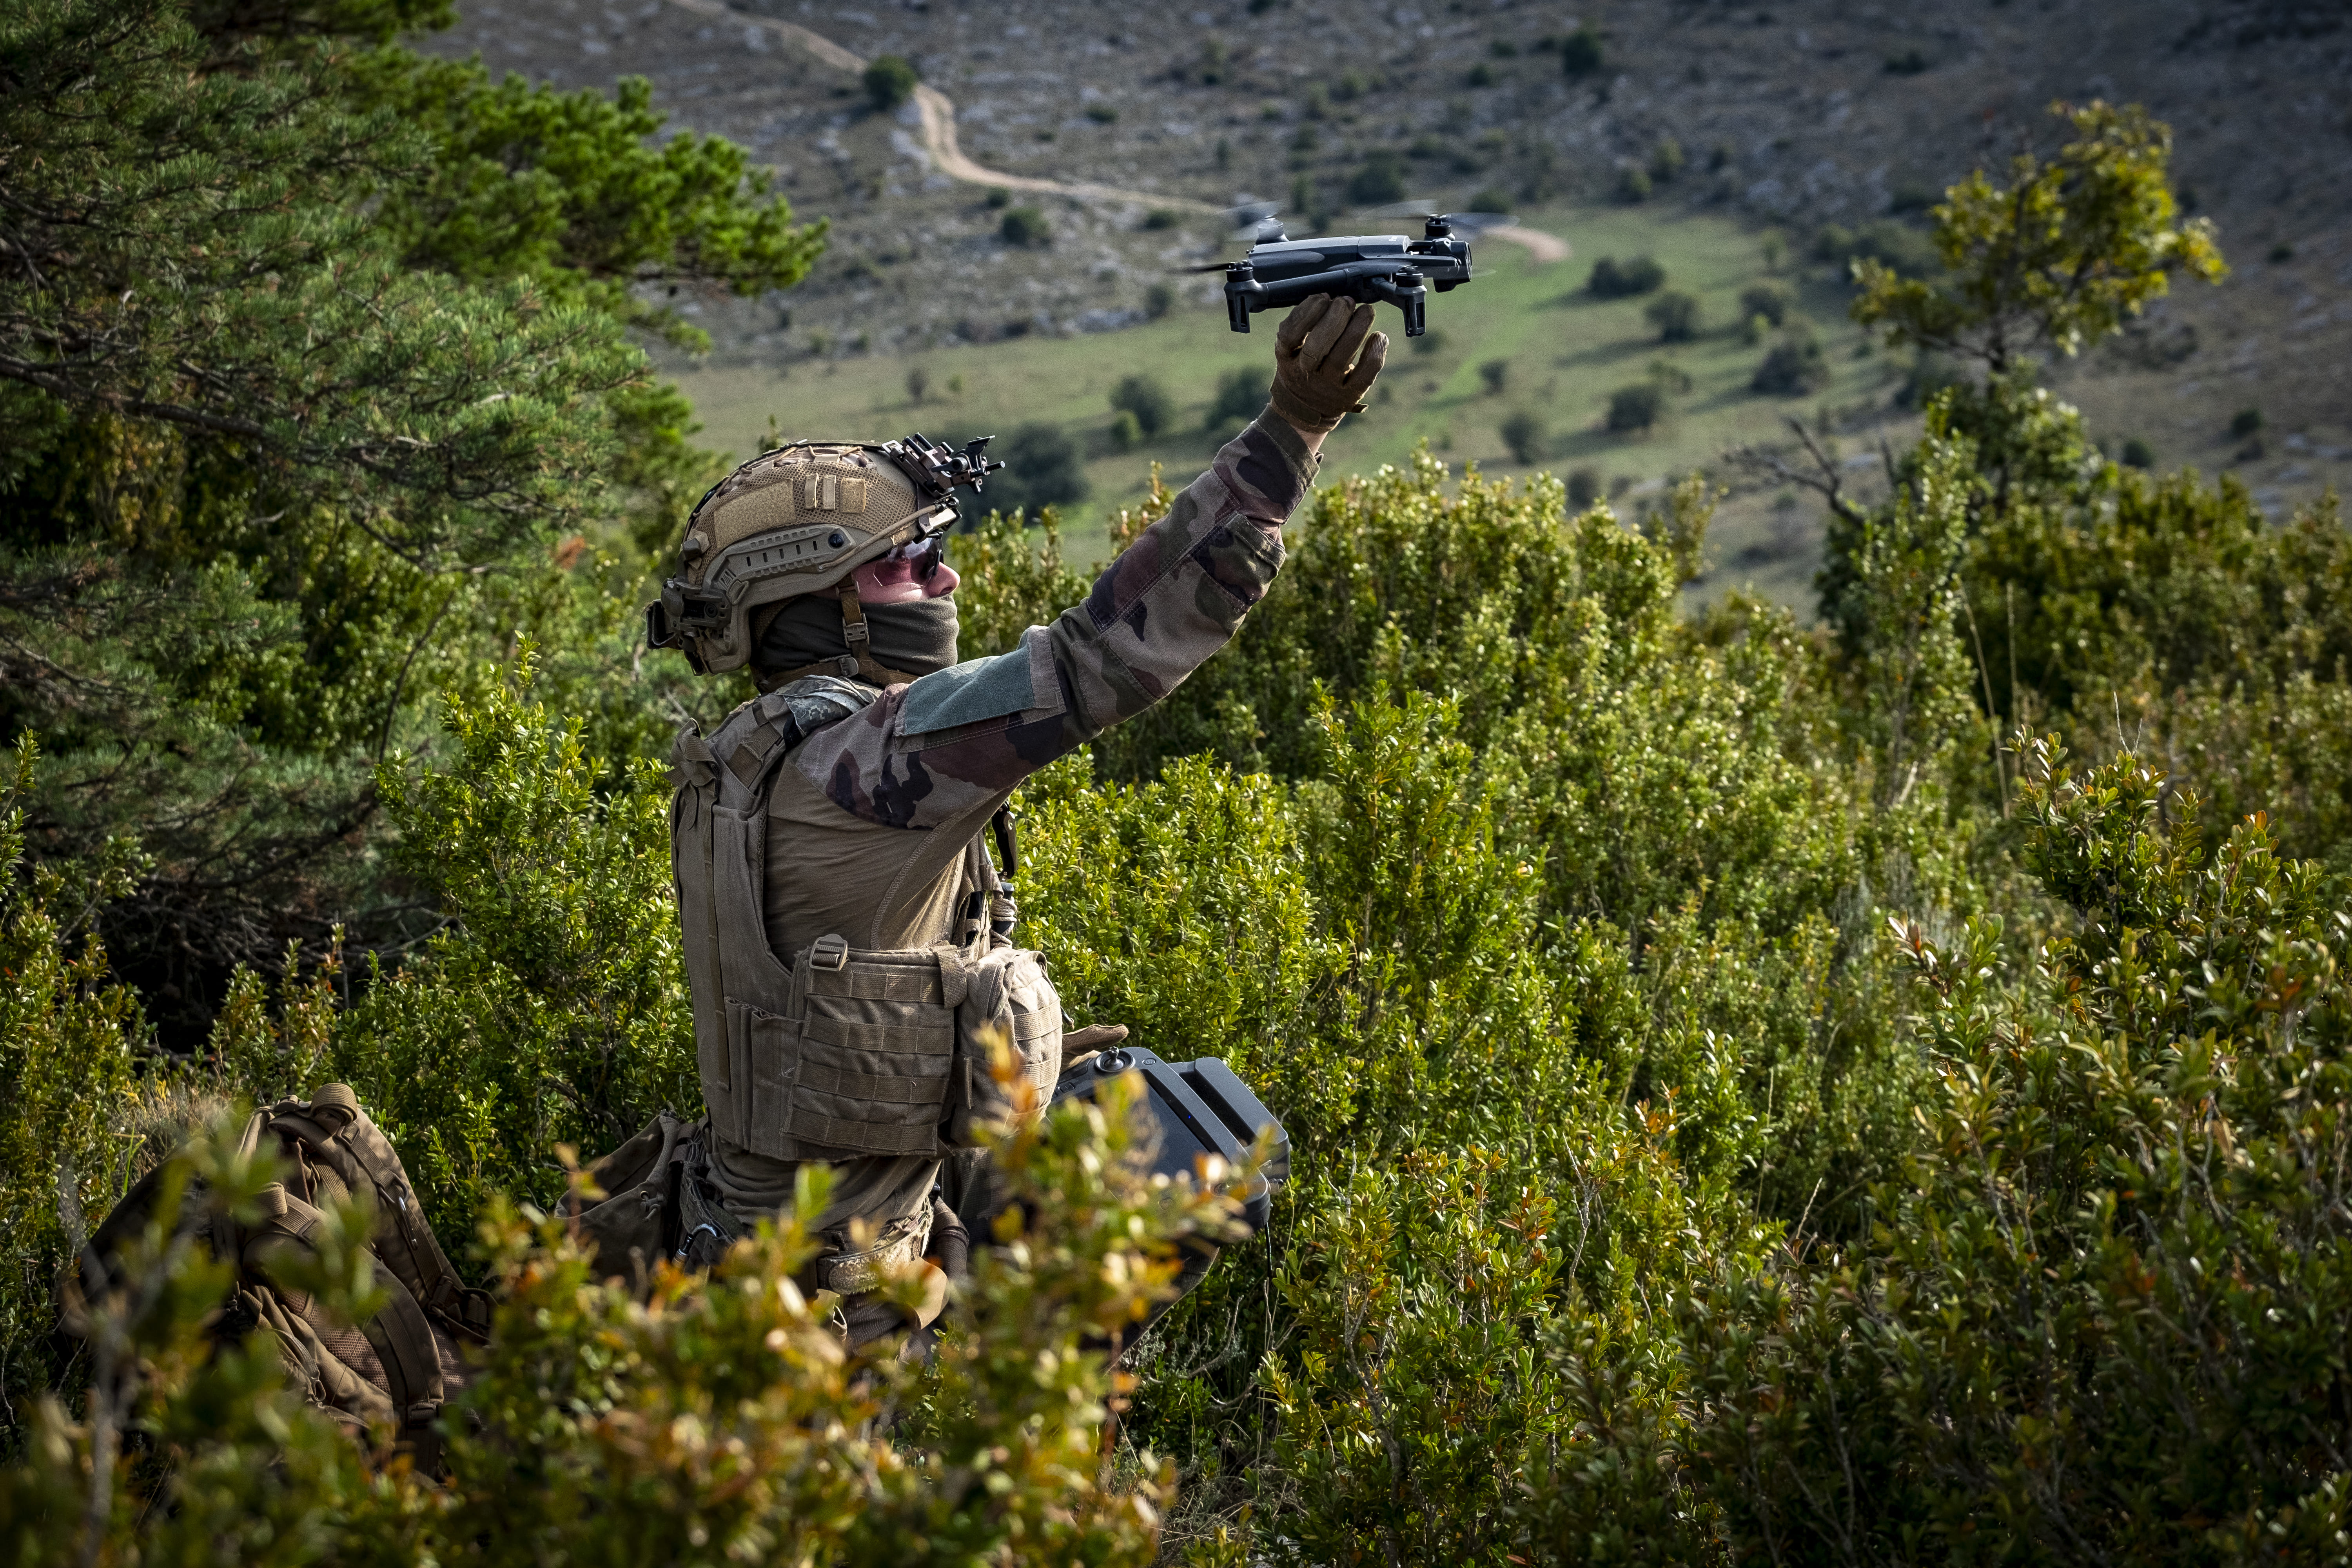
800;296;1387;831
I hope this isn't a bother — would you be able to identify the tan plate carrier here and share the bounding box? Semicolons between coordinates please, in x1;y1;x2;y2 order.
671;686;1062;1163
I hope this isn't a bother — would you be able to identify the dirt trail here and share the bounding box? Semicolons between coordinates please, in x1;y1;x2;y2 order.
664;0;1569;263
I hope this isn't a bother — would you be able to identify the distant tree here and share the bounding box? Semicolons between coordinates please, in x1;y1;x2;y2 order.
1001;206;1049;247
1209;366;1264;428
906;363;930;403
1501;410;1548;463
956;423;1086;522
1607;383;1663;432
1479;359;1510;395
1739;283;1791;327
1347;151;1407;207
863;53;918;111
1588;255;1666;298
1110;374;1175;437
1645;290;1700;342
1852;100;2227;375
1561;25;1603;78
1752;330;1830;395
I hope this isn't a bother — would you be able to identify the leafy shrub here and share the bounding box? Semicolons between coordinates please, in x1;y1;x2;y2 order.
984;185;1011;209
904;363;929;403
1478;358;1510;394
1345;151;1406;207
1648;136;1686;183
1141;206;1179;229
1751;329;1829;395
1814;218;1939;278
1897;347;1962;407
1412;327;1448;356
1107;408;1143;451
1465;62;1494;88
862;53;918;111
1207;365;1264;431
1466;185;1514;214
959;422;1087;519
1500;410;1547;463
1109;372;1175;437
1085;102;1118;123
1614;163;1652;203
1143;281;1175;318
2120;435;2154;467
1566;465;1602;507
1644;289;1700;341
1606;381;1664;431
7;1083;1224;1566
1739;281;1791;326
1587;254;1666;297
2232;405;2265;437
999;205;1049;247
1883;46;1929;74
1561;25;1603;77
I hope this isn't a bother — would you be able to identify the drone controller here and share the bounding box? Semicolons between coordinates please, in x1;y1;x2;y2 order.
1207;215;1475;338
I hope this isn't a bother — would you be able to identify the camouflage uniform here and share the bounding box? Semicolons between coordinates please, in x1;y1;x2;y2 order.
698;409;1318;1267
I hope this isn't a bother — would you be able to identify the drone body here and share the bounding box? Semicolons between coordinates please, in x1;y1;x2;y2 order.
1212;215;1475;337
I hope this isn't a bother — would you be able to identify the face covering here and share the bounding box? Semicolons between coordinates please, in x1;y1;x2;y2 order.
753;592;961;682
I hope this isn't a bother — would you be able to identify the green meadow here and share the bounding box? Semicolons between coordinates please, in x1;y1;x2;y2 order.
668;201;1898;604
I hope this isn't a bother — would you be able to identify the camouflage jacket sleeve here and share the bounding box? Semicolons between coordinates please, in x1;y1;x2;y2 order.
795;410;1316;830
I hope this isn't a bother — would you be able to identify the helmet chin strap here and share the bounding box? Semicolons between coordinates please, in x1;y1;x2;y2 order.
756;581;924;690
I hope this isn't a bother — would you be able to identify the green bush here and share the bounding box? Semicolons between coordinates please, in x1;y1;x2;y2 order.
1607;382;1664;431
1140;206;1179;229
1500;410;1547;463
1644;288;1700;341
1107;408;1143;451
1345;150;1406;207
1587;253;1666;297
862;53;918;111
1561;25;1603;77
951;422;1087;520
1738;281;1791;325
2232;405;2265;437
999;205;1049;247
1648;136;1686;183
1207;365;1264;431
1613;163;1652;203
1109;372;1175;437
1478;357;1510;394
1566;465;1602;507
1751;329;1830;394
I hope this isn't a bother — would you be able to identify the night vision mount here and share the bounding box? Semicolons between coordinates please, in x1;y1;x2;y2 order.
877;432;1004;505
1192;214;1478;338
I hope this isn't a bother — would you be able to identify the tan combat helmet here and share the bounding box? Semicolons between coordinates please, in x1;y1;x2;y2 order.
646;433;1001;678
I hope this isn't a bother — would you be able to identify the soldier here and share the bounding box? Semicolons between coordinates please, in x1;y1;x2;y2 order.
589;294;1385;1349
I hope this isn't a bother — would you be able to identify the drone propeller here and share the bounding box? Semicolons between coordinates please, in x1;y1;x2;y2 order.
1364;201;1521;237
1219;198;1285;244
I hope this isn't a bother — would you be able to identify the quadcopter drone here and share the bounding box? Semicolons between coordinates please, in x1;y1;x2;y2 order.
1188;209;1501;337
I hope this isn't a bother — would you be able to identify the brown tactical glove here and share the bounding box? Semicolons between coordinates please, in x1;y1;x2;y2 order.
1269;293;1388;434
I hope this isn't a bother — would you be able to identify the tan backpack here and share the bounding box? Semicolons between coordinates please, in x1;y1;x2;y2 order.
65;1084;488;1466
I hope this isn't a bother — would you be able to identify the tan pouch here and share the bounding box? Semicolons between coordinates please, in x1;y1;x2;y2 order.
782;934;964;1157
946;946;1063;1147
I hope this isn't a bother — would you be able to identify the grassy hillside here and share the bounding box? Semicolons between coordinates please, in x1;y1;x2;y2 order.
666;201;1893;609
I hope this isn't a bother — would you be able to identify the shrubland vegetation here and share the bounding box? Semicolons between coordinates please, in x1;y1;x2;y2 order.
4;6;2348;1559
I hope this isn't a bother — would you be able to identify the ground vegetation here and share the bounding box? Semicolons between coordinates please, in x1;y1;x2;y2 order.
5;14;2352;1563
